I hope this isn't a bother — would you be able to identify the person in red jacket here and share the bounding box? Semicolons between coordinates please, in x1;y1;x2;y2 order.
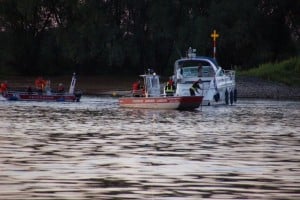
132;80;144;97
0;81;8;95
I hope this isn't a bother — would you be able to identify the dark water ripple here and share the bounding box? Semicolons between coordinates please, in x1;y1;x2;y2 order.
0;97;299;199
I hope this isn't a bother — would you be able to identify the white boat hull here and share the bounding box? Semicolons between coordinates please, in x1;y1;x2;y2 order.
172;48;236;106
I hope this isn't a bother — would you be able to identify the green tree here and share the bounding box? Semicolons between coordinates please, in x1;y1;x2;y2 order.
0;0;299;76
0;0;58;74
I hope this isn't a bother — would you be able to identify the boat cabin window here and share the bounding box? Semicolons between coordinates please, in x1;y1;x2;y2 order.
200;66;215;77
144;75;160;97
145;76;159;89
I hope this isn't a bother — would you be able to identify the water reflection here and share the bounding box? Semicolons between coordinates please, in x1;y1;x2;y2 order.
0;97;299;199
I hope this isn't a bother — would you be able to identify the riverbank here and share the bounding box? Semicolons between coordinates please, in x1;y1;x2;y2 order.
1;75;300;100
236;76;300;100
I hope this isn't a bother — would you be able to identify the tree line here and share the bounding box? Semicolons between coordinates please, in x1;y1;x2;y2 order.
0;0;299;76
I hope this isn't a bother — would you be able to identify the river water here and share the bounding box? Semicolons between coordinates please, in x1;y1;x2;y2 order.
0;97;299;200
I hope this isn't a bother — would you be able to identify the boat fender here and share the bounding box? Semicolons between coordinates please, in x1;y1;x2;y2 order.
233;88;237;102
214;92;220;102
225;89;229;105
230;90;234;105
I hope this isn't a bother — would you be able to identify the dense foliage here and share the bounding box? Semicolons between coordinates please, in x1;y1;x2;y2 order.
239;57;300;86
0;0;299;76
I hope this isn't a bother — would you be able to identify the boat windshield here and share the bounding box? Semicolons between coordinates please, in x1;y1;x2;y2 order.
181;66;215;78
178;59;216;78
182;67;198;78
144;75;160;97
200;66;215;77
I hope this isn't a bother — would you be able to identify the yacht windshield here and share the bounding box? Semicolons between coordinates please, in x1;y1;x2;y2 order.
182;67;198;78
178;60;216;78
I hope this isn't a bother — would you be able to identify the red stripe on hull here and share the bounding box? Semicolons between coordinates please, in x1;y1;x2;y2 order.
4;92;79;102
119;96;202;110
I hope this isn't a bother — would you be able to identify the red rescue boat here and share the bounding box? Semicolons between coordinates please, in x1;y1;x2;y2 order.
119;71;203;110
119;96;202;110
3;92;81;102
1;73;82;102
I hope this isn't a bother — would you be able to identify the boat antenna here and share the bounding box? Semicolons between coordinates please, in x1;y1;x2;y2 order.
68;73;76;94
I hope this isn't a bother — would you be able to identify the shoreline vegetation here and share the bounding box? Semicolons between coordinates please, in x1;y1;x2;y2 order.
238;57;300;86
236;56;300;100
1;75;300;100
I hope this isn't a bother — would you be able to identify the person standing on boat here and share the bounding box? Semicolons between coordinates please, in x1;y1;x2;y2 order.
198;63;203;77
44;80;51;94
0;80;8;96
176;68;183;83
58;83;65;93
35;77;46;93
26;86;33;94
189;79;202;96
132;79;143;97
165;77;175;96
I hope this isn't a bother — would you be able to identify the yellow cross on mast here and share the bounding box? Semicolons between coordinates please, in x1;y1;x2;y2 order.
210;30;219;41
210;30;219;59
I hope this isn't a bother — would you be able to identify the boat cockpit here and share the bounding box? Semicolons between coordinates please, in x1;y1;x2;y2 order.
141;73;160;97
175;58;219;84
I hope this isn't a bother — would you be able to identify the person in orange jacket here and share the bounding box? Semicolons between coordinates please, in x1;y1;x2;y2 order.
35;77;46;93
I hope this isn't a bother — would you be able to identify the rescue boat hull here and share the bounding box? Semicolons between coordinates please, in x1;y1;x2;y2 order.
3;91;81;102
119;96;203;110
1;73;81;102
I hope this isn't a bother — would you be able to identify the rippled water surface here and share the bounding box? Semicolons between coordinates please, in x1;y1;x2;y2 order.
0;97;299;199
